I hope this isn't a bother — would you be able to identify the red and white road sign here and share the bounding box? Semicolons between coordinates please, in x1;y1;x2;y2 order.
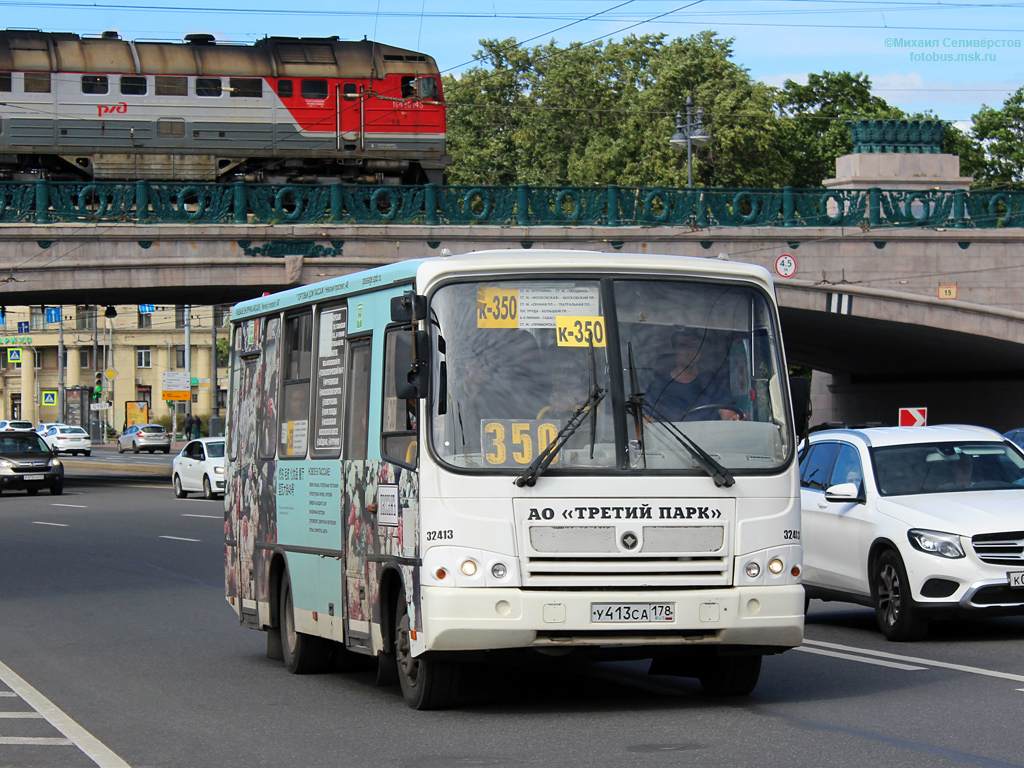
775;253;797;278
899;407;927;427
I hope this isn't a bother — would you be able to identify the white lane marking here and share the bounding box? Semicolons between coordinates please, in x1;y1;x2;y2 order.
181;514;221;519
0;659;130;766
804;639;1024;684
159;535;201;542
0;711;43;718
32;522;69;527
0;736;74;745
0;691;15;697
51;504;87;508
794;646;926;671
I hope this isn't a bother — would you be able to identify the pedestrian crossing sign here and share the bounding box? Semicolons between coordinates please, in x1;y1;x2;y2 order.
6;348;21;364
41;391;57;406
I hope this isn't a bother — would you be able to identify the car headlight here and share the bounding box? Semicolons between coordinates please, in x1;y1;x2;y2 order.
49;459;62;468
0;458;12;470
908;529;965;559
214;466;225;474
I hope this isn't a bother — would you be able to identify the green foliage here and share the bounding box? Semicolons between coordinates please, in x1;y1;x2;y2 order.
779;71;904;188
971;86;1024;189
444;32;793;189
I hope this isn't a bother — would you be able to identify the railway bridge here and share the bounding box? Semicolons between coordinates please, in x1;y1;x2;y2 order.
1;180;1023;430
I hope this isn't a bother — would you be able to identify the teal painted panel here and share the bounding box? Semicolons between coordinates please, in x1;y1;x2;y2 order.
276;459;343;553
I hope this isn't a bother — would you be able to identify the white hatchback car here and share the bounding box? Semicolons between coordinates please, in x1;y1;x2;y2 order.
172;438;225;499
800;424;1024;641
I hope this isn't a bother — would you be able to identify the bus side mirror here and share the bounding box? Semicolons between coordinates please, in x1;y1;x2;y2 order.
395;330;431;400
390;292;427;324
789;376;811;441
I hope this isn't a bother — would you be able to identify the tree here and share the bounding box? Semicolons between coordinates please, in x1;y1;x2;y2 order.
443;33;792;189
779;71;904;188
971;87;1024;188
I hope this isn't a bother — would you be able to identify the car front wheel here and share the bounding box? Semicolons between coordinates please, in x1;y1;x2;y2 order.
873;549;929;641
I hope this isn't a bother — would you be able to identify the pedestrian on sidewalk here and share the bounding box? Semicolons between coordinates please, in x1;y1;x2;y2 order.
183;413;194;441
192;415;202;439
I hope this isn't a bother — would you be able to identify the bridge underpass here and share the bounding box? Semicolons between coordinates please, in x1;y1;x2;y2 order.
1;218;1022;431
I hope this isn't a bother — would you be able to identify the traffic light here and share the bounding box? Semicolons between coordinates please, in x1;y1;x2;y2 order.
93;371;103;400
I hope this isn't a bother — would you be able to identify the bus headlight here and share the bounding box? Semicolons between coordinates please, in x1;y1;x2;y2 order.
745;562;761;578
768;558;784;575
491;563;507;579
461;560;478;576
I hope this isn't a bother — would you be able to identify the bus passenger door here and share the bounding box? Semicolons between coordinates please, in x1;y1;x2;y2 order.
342;337;374;650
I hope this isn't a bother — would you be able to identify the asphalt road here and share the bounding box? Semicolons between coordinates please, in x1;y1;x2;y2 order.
2;480;1024;768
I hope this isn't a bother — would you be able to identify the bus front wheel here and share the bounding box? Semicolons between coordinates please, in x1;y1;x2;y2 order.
698;654;762;696
394;599;459;710
279;575;330;674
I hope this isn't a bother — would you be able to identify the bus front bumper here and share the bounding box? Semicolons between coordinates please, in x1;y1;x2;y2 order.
420;584;804;653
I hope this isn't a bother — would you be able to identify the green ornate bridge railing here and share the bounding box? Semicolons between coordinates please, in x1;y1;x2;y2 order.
2;180;1023;228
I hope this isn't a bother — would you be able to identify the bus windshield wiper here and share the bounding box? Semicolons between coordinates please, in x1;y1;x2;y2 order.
515;385;605;487
516;341;605;488
642;402;735;488
626;343;647;469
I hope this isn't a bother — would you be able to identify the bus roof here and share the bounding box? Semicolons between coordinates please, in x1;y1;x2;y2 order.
230;250;775;321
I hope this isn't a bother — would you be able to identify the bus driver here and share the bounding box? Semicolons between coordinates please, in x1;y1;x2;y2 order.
644;327;744;422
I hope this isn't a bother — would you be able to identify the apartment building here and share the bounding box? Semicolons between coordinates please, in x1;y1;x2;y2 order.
0;303;229;433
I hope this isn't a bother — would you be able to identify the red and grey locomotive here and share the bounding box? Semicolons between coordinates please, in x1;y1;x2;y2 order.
0;29;448;184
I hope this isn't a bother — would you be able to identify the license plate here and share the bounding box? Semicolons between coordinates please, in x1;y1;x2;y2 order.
591;603;675;623
22;474;44;481
1008;571;1024;588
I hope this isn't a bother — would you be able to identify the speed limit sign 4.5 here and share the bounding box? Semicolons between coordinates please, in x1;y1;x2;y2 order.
775;253;797;278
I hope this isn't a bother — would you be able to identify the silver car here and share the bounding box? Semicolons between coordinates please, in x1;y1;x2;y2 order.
117;424;171;454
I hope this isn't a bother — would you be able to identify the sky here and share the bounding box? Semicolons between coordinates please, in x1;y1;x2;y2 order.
7;0;1024;125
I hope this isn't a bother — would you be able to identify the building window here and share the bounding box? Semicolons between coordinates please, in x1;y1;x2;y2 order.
0;72;11;92
81;75;109;94
76;305;96;330
34;350;42;369
175;346;186;368
30;306;44;330
79;349;91;369
120;76;147;95
24;72;51;93
213;305;229;327
137;309;152;329
137;347;151;368
175;305;187;328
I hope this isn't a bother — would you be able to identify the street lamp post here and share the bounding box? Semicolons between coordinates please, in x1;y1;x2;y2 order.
669;95;710;188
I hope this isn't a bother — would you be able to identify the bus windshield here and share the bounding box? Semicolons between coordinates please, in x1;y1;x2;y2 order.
430;277;791;474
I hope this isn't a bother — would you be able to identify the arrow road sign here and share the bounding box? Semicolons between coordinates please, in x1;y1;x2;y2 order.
899;407;927;427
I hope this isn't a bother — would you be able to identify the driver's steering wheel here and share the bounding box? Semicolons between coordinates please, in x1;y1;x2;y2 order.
682;403;745;421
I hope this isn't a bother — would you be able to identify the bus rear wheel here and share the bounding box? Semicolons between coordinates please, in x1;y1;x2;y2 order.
279;574;330;674
395;599;459;710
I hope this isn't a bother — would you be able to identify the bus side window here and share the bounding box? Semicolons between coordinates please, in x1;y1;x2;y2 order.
345;338;372;461
279;313;313;458
382;327;418;467
259;316;282;460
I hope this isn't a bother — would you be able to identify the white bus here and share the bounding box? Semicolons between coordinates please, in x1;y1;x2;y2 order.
225;249;808;709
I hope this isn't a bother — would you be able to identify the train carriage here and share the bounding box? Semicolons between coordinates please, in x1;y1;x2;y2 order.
0;30;448;183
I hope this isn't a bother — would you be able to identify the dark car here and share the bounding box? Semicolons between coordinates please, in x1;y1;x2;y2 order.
0;432;64;495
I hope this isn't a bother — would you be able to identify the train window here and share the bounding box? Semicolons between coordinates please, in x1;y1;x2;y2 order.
81;75;108;95
196;78;222;97
229;78;262;98
300;79;328;100
400;77;415;98
343;83;358;101
157;118;186;137
120;76;147;96
0;73;10;93
155;76;187;96
24;72;50;93
277;79;293;98
416;77;438;99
